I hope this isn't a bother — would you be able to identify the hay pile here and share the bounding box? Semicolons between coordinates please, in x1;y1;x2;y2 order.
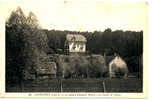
109;56;128;78
56;54;107;78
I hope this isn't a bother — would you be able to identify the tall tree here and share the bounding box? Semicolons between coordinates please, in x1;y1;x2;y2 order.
6;7;49;82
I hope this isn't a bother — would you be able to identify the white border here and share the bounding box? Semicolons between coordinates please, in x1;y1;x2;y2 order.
0;0;148;99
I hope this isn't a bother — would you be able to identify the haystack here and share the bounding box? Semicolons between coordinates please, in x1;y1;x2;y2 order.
109;56;128;78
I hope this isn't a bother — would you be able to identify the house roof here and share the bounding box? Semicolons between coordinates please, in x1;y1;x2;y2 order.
66;34;87;42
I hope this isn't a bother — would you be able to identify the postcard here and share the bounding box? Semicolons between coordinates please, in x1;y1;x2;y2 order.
0;0;148;98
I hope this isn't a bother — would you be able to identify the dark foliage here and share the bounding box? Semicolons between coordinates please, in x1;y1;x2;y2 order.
45;29;143;74
6;7;50;85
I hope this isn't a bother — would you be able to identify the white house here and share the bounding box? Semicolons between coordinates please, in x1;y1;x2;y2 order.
65;34;87;55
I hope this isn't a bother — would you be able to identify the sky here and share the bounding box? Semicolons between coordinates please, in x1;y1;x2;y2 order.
0;0;147;32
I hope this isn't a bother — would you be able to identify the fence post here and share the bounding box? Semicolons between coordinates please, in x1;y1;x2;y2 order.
103;80;106;92
60;78;63;92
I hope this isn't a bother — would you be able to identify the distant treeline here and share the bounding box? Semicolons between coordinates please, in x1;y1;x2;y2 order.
6;7;143;84
44;29;143;73
45;29;143;57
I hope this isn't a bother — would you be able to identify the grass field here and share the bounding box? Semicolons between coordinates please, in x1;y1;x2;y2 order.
6;78;142;92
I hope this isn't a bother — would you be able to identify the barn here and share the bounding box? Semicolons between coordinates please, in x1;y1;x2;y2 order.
65;34;87;55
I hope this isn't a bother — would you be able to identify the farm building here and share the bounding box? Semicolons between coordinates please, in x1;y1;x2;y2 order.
109;55;128;78
65;34;87;55
37;61;57;78
36;54;57;78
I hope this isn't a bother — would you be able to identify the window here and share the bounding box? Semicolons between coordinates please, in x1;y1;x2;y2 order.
80;45;83;51
72;45;76;50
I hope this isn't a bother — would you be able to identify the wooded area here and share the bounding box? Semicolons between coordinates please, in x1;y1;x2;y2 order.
6;7;143;84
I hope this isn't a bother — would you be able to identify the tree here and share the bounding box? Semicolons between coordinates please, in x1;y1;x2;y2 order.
6;7;27;84
26;11;40;29
6;7;50;82
104;28;112;33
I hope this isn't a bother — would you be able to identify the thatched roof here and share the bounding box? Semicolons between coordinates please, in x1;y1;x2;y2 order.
66;34;87;42
37;62;57;75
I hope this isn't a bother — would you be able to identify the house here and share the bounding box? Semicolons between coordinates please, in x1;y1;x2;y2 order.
65;34;87;55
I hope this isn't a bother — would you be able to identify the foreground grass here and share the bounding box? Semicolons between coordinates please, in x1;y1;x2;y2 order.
6;78;142;92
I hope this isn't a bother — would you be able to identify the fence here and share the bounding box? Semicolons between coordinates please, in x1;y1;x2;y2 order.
6;78;142;92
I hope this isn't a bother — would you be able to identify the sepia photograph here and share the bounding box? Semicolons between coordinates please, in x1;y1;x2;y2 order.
0;0;148;98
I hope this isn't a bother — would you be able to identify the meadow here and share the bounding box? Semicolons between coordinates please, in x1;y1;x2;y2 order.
6;78;142;92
